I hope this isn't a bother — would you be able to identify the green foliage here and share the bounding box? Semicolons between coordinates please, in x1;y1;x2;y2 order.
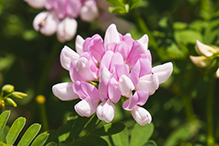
0;110;51;146
106;0;141;14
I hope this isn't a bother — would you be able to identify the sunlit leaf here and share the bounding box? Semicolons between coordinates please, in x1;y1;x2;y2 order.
143;140;157;146
17;123;41;146
31;132;49;146
0;126;9;143
130;123;154;146
0;111;10;136
111;127;129;146
6;117;26;145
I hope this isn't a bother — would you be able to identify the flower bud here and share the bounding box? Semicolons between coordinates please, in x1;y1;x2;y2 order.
5;98;17;107
10;92;27;99
190;56;212;68
196;40;219;57
131;106;152;126
2;84;14;94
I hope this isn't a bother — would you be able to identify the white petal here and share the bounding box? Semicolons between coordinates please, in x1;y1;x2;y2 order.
137;34;148;52
57;17;77;42
74;99;98;117
96;100;115;123
99;67;112;82
60;46;79;70
152;62;173;84
104;24;120;48
80;1;98;22
118;75;134;98
25;0;46;8
75;35;85;55
196;40;218;57
136;74;159;95
33;11;58;36
216;68;219;78
52;82;78;101
131;106;152;126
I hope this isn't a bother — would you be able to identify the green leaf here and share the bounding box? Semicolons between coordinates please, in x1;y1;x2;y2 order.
173;22;188;30
0;111;10;136
0;126;9;143
174;30;203;45
108;6;127;14
144;140;157;146
45;142;57;146
111;127;129;146
91;122;125;136
31;132;49;146
17;123;41;146
85;135;108;146
130;123;154;146
0;142;12;146
85;114;99;132
105;0;124;7
72;140;88;146
6;117;26;145
57;120;74;143
70;116;90;138
129;0;142;9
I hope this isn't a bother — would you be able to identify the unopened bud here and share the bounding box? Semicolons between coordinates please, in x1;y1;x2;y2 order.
10;92;27;99
5;98;17;107
196;40;219;57
2;84;14;94
190;56;212;68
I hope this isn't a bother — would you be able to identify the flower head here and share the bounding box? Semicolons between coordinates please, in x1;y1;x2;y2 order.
52;24;173;125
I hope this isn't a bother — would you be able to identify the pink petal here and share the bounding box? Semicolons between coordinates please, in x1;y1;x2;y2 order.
136;74;159;95
74;99;98;117
60;46;79;70
108;78;121;103
99;51;114;71
109;52;124;73
136;90;149;106
137;34;149;52
66;0;82;18
57;17;77;42
104;24;120;48
122;94;138;111
80;0;98;22
52;82;78;101
69;62;85;82
75;35;85;55
72;81;87;99
113;64;129;81
152;62;173;84
131;106;152;126
99;67;112;101
129;58;152;86
25;0;46;8
118;75;134;98
96;100;115;123
80;81;100;101
83;34;104;62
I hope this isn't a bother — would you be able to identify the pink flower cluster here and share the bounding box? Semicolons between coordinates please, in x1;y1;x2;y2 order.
52;24;173;125
25;0;98;42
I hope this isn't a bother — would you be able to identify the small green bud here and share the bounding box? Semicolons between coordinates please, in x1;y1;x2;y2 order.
0;100;5;108
2;84;14;94
4;98;17;107
10;91;27;99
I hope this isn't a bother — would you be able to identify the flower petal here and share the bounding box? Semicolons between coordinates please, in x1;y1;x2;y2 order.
152;62;173;84
136;74;159;95
76;35;85;55
196;40;218;57
74;99;98;117
108;78;121;103
131;106;152;126
190;55;212;68
122;94;138;111
118;75;134;97
104;24;120;48
52;82;78;101
60;46;79;70
137;34;149;52
57;17;77;42
80;0;98;22
96;100;115;123
25;0;46;8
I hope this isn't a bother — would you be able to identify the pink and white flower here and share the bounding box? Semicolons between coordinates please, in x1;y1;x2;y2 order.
25;0;98;42
52;24;173;125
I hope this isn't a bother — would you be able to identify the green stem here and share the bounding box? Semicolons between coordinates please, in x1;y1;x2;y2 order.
36;41;61;131
131;10;159;50
182;95;196;122
207;77;215;146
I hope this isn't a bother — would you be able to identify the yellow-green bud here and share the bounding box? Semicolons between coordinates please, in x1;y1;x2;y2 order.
2;84;14;93
10;91;27;99
4;98;17;107
0;100;5;108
